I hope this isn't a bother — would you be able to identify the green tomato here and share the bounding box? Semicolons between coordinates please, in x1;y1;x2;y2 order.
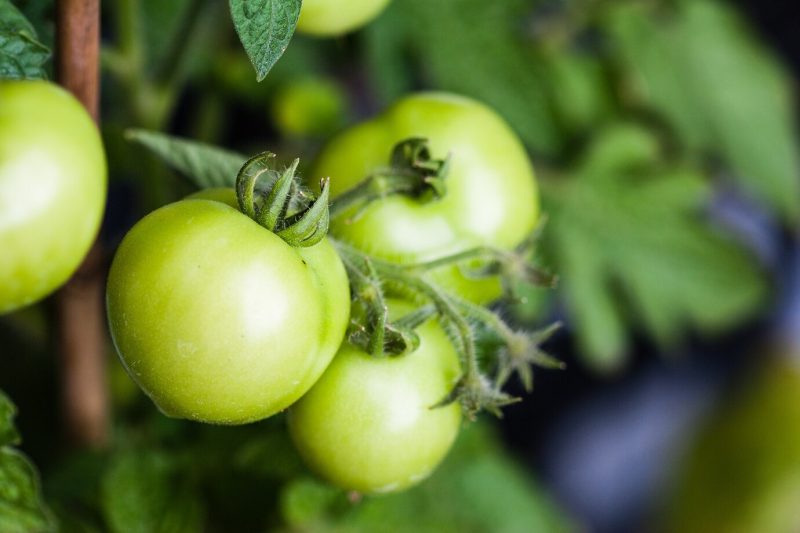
106;194;350;424
271;78;347;138
288;301;462;494
666;359;800;533
296;0;391;37
311;92;539;304
0;80;106;314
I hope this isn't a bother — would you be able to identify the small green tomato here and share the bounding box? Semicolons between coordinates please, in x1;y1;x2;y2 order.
288;301;462;494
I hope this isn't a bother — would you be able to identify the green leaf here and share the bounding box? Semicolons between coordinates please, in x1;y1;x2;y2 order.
543;124;769;370
607;0;800;222
0;391;54;533
0;449;54;533
0;0;50;80
229;0;301;82
0;390;19;447
101;451;203;533
126;129;246;189
363;0;562;156
279;477;338;528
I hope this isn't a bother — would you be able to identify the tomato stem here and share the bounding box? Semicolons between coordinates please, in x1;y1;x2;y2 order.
331;239;561;418
328;138;449;222
234;153;330;247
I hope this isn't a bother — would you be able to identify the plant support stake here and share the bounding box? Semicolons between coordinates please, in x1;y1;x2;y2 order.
56;0;109;448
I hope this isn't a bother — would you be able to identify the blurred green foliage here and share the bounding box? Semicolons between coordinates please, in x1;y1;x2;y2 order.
43;405;574;532
0;392;54;532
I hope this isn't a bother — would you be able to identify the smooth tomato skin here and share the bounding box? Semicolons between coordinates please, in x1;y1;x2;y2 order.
288;301;462;494
311;92;539;304
106;198;350;424
0;80;106;314
296;0;391;37
189;187;352;389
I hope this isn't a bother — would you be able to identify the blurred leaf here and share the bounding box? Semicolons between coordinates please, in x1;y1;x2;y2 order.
0;390;20;447
229;0;301;82
364;0;562;156
126;129;246;189
101;451;203;533
0;449;54;533
0;391;54;533
138;0;196;76
280;477;339;528
607;0;800;221
0;0;50;80
544;51;612;135
543;124;769;370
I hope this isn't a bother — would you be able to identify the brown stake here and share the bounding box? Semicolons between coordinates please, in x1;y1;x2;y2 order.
56;0;109;448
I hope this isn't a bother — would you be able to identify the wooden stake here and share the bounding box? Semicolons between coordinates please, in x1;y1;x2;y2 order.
55;0;109;448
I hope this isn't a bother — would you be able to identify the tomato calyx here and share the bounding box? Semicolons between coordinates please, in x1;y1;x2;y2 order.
235;152;331;247
328;137;449;223
332;238;562;419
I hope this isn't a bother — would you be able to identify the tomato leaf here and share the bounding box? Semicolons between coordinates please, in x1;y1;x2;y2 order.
607;0;800;222
101;451;203;533
0;391;19;448
543;125;769;371
0;391;55;533
229;0;301;82
125;129;246;189
0;0;50;80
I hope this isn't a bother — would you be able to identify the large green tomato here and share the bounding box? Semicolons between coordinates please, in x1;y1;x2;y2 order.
106;194;350;424
296;0;391;37
0;80;106;314
311;92;539;304
288;301;462;494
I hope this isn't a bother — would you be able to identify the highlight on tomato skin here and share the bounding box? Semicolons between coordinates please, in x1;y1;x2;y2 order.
0;80;106;315
288;300;462;495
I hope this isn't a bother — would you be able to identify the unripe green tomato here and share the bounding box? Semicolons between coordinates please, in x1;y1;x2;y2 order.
288;301;462;494
0;80;106;314
296;0;391;37
271;78;347;138
106;194;350;424
666;358;800;533
311;92;540;304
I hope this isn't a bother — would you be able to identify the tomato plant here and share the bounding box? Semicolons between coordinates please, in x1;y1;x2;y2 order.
106;186;350;424
288;300;462;494
312;92;540;304
296;0;391;37
0;80;106;314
